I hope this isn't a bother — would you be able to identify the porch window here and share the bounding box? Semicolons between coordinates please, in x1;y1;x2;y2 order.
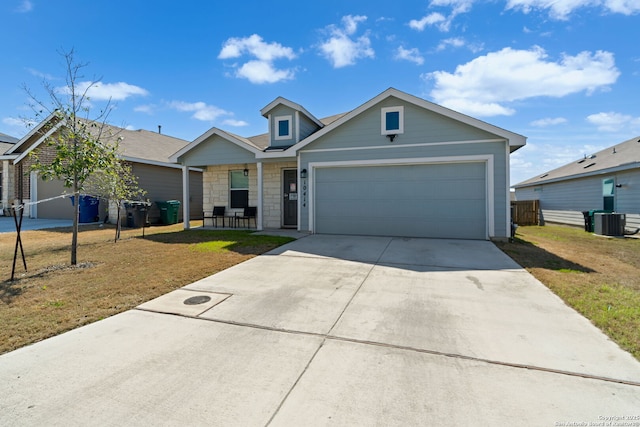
230;170;249;209
275;115;292;140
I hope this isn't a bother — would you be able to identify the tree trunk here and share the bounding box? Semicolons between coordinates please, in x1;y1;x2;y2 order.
115;203;121;243
71;189;79;265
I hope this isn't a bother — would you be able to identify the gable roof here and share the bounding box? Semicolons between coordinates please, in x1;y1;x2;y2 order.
281;88;526;156
260;96;324;128
514;136;640;188
172;88;526;164
10;115;189;167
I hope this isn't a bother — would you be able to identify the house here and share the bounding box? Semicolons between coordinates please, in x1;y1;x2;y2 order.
171;88;526;240
513;136;640;230
0;132;19;215
7;117;203;224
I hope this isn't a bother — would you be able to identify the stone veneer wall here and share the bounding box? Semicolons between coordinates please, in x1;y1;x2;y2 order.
203;161;296;229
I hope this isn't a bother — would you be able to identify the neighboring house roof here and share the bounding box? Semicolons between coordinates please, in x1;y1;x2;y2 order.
171;87;526;163
514;136;640;188
9;116;190;168
0;132;18;157
0;132;19;144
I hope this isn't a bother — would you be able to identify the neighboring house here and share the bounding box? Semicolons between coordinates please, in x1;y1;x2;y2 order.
171;88;526;240
513;136;640;230
0;132;19;215
7;117;203;224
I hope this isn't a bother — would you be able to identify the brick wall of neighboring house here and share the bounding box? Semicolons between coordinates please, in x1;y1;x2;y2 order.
14;143;58;202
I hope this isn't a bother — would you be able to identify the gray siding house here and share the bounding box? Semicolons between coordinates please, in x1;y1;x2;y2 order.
7;117;203;224
171;88;526;240
513;136;640;230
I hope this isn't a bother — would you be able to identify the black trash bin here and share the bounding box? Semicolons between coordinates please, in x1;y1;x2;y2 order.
156;200;181;225
125;202;150;228
582;211;591;232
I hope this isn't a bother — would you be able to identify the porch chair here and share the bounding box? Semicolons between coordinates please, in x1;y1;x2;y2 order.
236;206;257;229
203;206;226;227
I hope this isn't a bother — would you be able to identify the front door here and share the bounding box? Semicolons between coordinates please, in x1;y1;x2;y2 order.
283;169;298;228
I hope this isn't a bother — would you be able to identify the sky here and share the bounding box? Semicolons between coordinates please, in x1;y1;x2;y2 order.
1;0;639;185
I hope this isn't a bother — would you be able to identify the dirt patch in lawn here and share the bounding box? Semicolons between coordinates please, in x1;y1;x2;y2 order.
0;223;294;355
495;224;640;360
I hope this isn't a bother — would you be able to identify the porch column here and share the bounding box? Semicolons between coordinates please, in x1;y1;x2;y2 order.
182;165;190;230
257;161;263;230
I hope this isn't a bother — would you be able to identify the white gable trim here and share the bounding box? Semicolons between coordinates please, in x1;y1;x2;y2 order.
6;112;60;155
260;96;324;128
284;88;526;155
13;119;66;164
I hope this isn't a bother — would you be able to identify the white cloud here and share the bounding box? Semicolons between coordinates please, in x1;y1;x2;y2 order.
586;111;640;132
218;34;296;84
134;104;155;114
409;0;473;32
530;117;568;127
236;60;294;84
58;81;149;101
505;0;640;20
409;13;447;31
425;47;620;117
436;37;484;53
319;15;375;68
169;101;230;122
15;0;32;13
222;119;249;127
219;34;296;62
395;47;424;65
26;67;55;80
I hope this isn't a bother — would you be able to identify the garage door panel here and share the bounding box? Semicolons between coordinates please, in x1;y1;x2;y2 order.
314;163;487;239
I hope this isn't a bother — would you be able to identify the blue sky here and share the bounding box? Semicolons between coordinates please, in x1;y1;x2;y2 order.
1;0;639;185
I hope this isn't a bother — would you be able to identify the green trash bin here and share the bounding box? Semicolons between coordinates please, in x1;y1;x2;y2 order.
156;200;181;224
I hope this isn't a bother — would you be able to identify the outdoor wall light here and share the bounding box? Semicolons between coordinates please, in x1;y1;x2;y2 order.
243;168;249;177
386;134;397;142
300;169;307;179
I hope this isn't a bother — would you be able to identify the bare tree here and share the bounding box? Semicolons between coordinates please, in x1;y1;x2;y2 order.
26;48;119;265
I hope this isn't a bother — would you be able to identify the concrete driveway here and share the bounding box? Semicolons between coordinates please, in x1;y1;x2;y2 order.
1;235;639;426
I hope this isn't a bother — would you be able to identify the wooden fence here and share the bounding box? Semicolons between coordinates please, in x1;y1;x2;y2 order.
511;200;540;226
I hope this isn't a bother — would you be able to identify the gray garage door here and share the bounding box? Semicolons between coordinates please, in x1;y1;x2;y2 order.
314;162;487;239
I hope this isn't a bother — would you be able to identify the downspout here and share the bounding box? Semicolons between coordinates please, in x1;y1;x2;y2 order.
182;165;190;230
257;161;263;230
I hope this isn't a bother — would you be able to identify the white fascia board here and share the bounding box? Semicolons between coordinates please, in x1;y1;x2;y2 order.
260;97;324;128
285;88;526;155
13;120;66;164
6;112;61;155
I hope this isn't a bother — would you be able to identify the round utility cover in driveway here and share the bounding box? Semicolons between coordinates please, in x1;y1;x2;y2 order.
314;162;487;239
